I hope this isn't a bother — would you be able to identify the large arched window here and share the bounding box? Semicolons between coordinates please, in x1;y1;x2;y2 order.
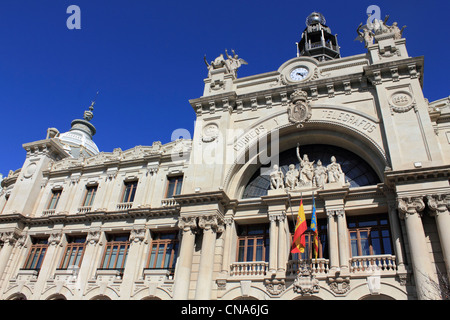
242;144;380;199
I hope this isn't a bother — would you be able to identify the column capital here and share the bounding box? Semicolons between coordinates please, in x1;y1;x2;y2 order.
178;216;198;232
198;215;224;233
0;230;21;245
326;208;345;217
426;194;450;217
397;196;425;219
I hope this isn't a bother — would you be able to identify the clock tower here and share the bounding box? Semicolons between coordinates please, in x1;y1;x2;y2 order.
298;12;341;61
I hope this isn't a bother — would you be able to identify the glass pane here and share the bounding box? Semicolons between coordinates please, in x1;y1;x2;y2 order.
238;245;245;262
360;231;370;256
372;238;381;255
116;245;125;268
75;247;84;266
246;239;254;261
122;187;131;203
383;238;392;254
167;181;175;198
102;247;111;268
351;240;358;256
164;244;173;268
175;179;183;195
36;248;46;269
359;220;377;227
129;185;137;202
156;245;164;268
68;248;77;266
109;246;118;268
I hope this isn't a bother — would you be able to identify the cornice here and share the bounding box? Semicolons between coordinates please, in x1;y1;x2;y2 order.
174;190;231;207
384;165;450;187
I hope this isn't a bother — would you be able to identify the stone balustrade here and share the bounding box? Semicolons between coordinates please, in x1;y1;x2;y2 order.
350;254;397;275
229;261;268;278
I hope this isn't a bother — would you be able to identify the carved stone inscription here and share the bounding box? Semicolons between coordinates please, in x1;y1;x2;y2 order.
321;110;376;134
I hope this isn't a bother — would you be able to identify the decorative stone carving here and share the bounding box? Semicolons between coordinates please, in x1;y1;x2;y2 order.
287;90;312;128
427;194;450;216
48;232;63;246
389;91;415;114
270;165;285;190
202;123;219;143
328;275;350;295
397;196;425;219
0;231;20;245
130;227;146;243
87;230;101;244
285;164;300;190
178;216;198;232
265;278;286;295
293;264;319;295
198;215;224;233
327;156;343;183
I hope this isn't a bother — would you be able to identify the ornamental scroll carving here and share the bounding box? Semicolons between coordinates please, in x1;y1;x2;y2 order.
397;196;425;219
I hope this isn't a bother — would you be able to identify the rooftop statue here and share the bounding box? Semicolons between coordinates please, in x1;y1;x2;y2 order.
356;14;406;47
203;49;247;78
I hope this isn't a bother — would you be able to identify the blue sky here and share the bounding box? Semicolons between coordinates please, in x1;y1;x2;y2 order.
0;0;448;177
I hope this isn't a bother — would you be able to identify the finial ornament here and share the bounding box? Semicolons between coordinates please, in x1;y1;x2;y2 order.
83;91;99;122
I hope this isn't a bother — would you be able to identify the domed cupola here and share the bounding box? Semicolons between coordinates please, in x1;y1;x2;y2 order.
298;12;341;61
57;96;100;158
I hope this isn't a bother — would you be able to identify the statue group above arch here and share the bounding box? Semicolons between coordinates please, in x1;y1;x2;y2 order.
270;143;349;192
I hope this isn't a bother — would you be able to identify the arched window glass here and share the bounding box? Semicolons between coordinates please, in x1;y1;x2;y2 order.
242;144;380;199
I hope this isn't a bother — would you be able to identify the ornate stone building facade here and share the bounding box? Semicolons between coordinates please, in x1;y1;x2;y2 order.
0;12;449;300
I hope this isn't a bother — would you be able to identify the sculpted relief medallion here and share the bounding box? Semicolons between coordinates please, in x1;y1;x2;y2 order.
287;89;312;128
202;123;219;142
389;91;415;114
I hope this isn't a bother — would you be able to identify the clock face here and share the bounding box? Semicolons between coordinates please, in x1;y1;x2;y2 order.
290;67;309;81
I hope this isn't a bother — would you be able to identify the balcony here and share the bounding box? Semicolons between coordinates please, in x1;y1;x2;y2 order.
116;202;133;210
229;261;268;279
161;198;179;207
78;206;92;213
350;254;397;276
42;209;56;216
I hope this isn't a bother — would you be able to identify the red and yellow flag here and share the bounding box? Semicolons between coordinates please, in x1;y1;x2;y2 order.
291;199;307;254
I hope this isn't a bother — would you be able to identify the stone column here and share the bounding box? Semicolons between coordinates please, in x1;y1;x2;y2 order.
195;215;223;300
427;194;450;282
173;216;197;300
268;214;278;273
326;209;339;273
336;209;350;274
398;196;439;300
277;214;287;273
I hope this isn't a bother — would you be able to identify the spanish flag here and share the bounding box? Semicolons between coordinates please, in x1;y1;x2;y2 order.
291;199;307;254
310;196;319;260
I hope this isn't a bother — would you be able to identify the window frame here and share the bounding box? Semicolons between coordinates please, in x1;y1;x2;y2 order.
82;185;97;207
23;238;48;270
165;175;183;198
59;236;87;269
47;189;62;210
236;224;270;263
121;181;138;203
347;214;393;257
99;234;130;271
145;231;179;272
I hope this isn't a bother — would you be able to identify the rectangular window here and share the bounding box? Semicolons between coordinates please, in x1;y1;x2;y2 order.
347;214;392;256
100;234;130;271
47;190;62;210
146;232;179;272
165;176;183;198
121;181;138;203
83;186;97;207
23;238;48;270
59;236;86;269
237;224;270;262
